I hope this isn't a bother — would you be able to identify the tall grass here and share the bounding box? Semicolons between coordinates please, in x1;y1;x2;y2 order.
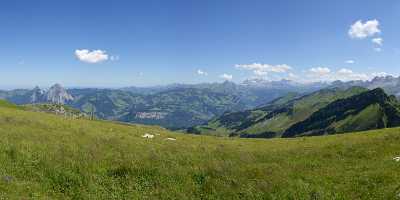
0;105;399;199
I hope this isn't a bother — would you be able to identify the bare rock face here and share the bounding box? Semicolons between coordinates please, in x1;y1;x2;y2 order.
45;84;74;104
30;86;45;103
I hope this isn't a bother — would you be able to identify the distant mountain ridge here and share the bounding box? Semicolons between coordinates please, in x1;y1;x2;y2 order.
0;80;324;129
331;75;400;97
0;75;399;129
0;83;74;105
122;80;326;108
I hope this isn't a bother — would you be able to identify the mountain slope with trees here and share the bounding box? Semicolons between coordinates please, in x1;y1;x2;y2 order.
283;88;400;137
189;87;368;137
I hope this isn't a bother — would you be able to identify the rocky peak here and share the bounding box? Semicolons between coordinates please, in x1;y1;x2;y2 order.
46;84;74;104
367;75;399;89
30;86;45;103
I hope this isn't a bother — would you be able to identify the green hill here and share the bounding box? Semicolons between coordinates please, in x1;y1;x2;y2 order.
283;88;400;137
0;99;20;109
190;87;367;137
22;103;89;119
1;100;400;199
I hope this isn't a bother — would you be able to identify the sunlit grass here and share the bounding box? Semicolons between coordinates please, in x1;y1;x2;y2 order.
0;105;400;199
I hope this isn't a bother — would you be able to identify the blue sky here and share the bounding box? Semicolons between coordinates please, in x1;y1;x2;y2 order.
1;0;399;88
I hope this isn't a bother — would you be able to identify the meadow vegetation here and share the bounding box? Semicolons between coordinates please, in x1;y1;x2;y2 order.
0;101;400;199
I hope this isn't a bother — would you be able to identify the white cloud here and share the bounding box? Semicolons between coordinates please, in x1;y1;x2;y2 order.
336;68;367;80
235;63;292;77
338;68;353;75
254;70;268;76
299;66;392;83
343;73;369;80
374;47;382;52
219;73;233;81
309;67;331;76
197;69;208;76
306;67;370;82
348;19;381;39
287;73;299;81
288;73;297;78
372;37;383;46
75;49;109;63
371;72;392;77
345;60;355;64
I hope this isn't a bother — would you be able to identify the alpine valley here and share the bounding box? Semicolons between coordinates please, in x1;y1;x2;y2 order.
0;79;326;129
1;76;400;134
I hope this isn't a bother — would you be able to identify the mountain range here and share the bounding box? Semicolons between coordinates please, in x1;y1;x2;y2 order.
0;79;324;129
0;76;399;130
331;75;400;96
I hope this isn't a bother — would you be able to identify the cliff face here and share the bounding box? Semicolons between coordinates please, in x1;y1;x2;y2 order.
45;84;74;104
28;84;73;104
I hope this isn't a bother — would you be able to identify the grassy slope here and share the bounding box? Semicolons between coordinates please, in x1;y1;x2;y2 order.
22;104;87;118
284;88;400;137
0;104;400;199
194;87;367;137
243;87;368;136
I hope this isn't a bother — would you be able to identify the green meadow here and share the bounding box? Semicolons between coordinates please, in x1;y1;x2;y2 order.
0;102;400;199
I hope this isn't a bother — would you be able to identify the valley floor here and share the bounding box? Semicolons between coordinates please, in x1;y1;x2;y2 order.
0;105;400;199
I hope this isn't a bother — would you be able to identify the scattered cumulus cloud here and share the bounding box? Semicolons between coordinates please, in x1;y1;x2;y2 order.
197;69;208;76
336;68;369;81
337;68;353;75
371;72;392;77
287;73;299;80
348;19;380;39
309;67;331;76
235;63;292;77
219;73;233;81
75;49;109;63
348;20;384;52
304;67;378;82
236;62;392;83
253;70;268;76
372;38;383;46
